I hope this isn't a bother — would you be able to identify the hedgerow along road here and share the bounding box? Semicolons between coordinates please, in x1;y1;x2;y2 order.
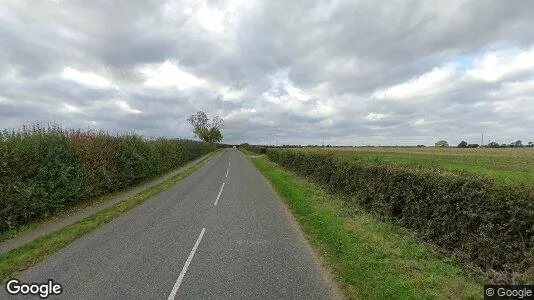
2;149;339;299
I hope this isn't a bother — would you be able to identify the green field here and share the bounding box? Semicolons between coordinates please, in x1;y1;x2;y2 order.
298;147;534;185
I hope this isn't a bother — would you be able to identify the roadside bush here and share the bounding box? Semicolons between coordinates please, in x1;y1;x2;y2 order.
0;124;216;232
239;143;267;154
0;125;86;229
267;149;534;282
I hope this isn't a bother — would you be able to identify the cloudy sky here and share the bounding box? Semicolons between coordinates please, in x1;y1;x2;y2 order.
1;0;533;146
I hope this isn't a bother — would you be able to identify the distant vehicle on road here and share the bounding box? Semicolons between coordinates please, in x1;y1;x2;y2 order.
233;146;236;148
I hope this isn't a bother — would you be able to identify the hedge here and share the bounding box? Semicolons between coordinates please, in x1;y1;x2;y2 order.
267;149;534;282
0;125;216;232
239;143;267;154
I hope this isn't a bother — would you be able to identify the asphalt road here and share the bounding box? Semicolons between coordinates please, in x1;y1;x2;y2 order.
2;149;339;299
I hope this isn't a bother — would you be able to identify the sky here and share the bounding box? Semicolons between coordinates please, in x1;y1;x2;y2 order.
1;0;533;146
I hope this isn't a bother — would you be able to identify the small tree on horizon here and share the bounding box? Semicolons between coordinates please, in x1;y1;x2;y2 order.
187;111;223;143
435;140;449;147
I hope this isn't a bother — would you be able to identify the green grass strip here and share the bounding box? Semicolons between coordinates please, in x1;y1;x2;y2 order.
0;149;222;282
252;156;483;300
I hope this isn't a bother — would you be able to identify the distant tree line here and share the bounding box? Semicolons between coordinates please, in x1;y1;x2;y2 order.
241;141;534;149
457;140;533;148
434;139;534;148
457;141;480;148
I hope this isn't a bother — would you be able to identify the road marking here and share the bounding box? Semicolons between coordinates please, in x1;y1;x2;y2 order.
225;167;229;178
167;228;206;300
213;182;225;206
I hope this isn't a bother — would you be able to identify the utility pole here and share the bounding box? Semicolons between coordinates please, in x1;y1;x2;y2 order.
322;136;324;147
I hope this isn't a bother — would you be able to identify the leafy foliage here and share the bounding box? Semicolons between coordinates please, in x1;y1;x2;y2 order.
0;124;216;232
253;156;482;298
267;148;534;283
435;140;449;147
238;143;267;154
187;111;223;143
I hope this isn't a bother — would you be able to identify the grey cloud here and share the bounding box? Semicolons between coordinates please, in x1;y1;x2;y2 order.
1;0;533;145
267;0;534;93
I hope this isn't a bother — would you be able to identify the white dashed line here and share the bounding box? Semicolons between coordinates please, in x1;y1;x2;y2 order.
167;228;206;300
213;182;225;206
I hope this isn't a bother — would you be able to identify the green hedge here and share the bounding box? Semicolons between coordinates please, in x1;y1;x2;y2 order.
0;125;216;232
239;143;267;154
267;149;534;282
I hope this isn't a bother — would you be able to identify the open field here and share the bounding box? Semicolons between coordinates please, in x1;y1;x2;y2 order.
298;147;534;185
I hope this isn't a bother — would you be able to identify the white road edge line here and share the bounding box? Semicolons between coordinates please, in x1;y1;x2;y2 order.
167;228;206;300
213;182;225;206
225;167;229;178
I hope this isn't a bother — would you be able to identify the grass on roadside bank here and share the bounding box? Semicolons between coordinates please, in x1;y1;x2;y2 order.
252;156;483;299
238;148;256;156
0;150;222;282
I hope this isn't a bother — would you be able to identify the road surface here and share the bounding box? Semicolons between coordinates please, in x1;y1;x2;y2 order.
2;149;339;299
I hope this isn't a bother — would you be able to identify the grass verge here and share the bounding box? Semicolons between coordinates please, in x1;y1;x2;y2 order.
238;148;257;156
252;156;483;299
0;149;222;282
